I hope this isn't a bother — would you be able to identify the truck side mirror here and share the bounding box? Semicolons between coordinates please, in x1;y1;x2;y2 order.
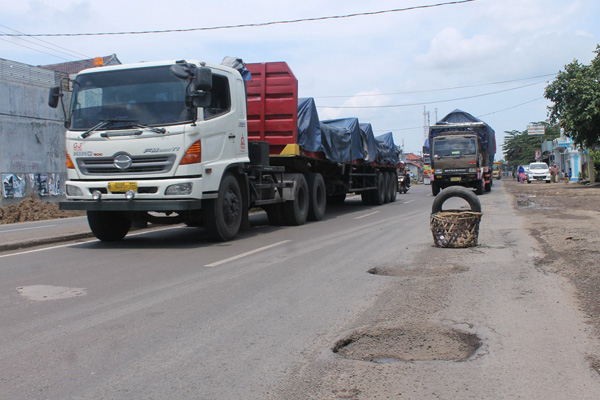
48;86;61;108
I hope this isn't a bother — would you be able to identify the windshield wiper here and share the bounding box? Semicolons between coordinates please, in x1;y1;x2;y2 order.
130;123;166;134
80;118;138;139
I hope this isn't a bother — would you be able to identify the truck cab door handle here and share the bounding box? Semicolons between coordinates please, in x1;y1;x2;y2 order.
228;134;236;139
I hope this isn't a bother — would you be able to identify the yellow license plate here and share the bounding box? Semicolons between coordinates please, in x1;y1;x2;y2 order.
450;177;462;182
108;182;138;193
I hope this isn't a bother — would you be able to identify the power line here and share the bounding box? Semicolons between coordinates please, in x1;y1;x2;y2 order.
376;97;547;133
0;37;73;62
0;0;477;37
317;80;547;109
315;73;557;99
0;25;91;60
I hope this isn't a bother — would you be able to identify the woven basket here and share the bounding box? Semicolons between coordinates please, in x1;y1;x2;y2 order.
430;210;482;248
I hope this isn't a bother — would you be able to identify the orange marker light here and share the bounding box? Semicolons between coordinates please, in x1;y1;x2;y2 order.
180;140;202;165
66;151;75;169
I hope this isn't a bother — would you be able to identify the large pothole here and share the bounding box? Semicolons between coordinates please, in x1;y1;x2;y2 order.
368;263;469;277
333;325;481;363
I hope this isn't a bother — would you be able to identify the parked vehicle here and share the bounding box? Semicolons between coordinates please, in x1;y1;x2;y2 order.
49;59;399;241
429;110;496;196
527;162;551;183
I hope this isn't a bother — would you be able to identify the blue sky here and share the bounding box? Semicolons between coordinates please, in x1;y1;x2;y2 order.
2;0;599;157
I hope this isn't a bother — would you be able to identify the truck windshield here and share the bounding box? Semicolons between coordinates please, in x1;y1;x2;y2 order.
433;136;477;157
70;66;191;130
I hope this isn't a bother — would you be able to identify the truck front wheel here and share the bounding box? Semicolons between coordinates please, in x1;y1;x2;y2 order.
87;211;131;242
203;173;243;241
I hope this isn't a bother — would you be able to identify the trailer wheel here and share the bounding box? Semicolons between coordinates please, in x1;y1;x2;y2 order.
431;186;481;214
371;172;385;205
307;173;326;221
283;174;309;226
431;181;441;196
383;173;391;203
87;211;131;242
203;173;243;241
388;172;397;202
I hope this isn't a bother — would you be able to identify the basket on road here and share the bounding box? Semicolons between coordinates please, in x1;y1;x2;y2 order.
430;210;482;248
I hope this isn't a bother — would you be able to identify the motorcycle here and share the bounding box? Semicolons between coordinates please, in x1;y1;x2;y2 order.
398;175;410;194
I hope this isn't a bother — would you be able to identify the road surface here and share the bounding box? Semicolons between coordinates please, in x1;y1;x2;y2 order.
1;181;599;399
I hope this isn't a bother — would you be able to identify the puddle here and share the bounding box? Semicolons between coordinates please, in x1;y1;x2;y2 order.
368;263;468;277
17;285;87;301
333;325;481;362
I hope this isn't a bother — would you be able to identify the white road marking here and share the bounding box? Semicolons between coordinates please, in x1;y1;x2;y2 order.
0;224;57;233
205;240;292;267
404;200;415;204
355;211;380;220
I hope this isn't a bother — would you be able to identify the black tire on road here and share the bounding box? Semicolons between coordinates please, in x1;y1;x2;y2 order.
203;173;243;241
431;181;441;196
87;211;131;242
283;174;309;226
307;173;326;221
431;185;482;214
372;172;385;205
383;172;391;203
389;172;397;202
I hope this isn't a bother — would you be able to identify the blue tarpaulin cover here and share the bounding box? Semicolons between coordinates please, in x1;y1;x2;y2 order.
297;97;398;164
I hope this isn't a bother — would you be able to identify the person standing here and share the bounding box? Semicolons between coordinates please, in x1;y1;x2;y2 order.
550;164;556;183
518;165;525;183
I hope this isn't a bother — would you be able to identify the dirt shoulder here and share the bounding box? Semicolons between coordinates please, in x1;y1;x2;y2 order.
503;178;600;338
0;198;84;224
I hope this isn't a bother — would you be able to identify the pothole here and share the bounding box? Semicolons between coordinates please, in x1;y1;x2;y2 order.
368;263;469;277
333;325;481;363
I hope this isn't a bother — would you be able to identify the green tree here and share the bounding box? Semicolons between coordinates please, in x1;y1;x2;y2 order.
503;123;560;168
545;45;600;148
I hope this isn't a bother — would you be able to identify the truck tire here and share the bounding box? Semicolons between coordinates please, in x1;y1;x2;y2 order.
283;173;309;226
475;180;484;195
383;172;391;203
431;181;441;196
307;173;326;221
372;172;385;205
87;211;131;242
389;172;397;202
431;185;481;214
485;181;492;192
203;173;243;241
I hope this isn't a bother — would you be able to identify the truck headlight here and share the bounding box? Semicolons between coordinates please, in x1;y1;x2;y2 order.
66;184;83;196
165;183;192;195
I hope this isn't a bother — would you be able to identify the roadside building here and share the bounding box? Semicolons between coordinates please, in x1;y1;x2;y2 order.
0;55;120;206
552;135;582;182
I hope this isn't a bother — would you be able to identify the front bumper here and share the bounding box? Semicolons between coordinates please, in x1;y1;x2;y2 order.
60;199;204;212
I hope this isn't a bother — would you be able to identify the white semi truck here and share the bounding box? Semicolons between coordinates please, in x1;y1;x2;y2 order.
49;59;399;242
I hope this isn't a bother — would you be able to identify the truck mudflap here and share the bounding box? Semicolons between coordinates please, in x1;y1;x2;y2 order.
59;199;203;212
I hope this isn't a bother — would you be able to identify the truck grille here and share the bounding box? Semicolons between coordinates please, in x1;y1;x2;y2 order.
77;154;176;175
